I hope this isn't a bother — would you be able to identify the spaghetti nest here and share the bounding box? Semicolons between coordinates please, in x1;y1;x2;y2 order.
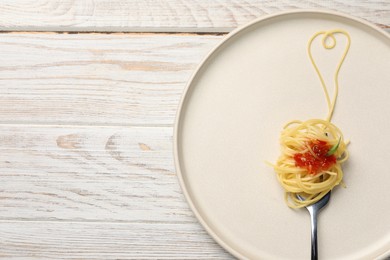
274;119;348;208
272;29;351;208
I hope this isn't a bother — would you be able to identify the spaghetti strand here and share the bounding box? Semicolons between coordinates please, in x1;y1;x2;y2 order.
272;30;351;208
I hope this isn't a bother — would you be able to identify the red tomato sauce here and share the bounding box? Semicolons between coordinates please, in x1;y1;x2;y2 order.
293;139;336;174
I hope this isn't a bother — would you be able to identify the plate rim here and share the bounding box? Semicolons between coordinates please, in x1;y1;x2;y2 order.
173;9;390;259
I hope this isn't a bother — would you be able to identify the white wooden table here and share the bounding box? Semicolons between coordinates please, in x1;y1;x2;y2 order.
1;1;389;258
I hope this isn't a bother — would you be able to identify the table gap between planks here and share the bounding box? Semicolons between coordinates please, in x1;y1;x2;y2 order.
0;1;389;259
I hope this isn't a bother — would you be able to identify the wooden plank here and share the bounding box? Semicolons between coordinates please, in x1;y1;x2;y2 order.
0;0;388;32
0;125;195;222
1;30;389;127
0;33;221;126
0;221;234;259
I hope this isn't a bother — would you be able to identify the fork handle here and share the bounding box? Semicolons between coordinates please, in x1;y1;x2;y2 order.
310;211;318;260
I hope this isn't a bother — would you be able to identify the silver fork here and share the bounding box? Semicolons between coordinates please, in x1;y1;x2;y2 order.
297;191;332;260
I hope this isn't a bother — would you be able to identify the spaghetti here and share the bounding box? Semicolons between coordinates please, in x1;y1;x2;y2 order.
272;30;351;208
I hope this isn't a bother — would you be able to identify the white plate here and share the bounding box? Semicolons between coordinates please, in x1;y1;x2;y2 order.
174;10;390;260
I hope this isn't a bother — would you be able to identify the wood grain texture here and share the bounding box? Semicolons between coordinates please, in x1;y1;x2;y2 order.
0;125;194;222
0;33;221;126
0;124;235;258
0;0;389;32
0;221;234;259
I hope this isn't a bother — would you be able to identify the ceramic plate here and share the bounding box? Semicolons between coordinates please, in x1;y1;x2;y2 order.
174;10;390;259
